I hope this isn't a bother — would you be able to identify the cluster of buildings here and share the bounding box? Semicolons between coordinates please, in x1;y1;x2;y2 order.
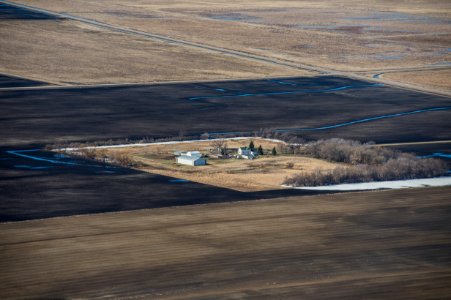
175;147;260;166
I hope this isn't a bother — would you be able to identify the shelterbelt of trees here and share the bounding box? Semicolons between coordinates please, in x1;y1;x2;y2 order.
284;139;448;187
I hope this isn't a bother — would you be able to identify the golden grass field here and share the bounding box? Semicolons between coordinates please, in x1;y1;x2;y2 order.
3;0;449;89
138;155;338;192
382;69;451;93
14;0;451;70
1;186;450;299
99;139;340;192
0;20;300;85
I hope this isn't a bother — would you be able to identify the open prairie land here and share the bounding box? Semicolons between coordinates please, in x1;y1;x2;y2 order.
1;187;451;299
0;2;303;85
9;0;451;90
382;69;451;93
0;19;300;85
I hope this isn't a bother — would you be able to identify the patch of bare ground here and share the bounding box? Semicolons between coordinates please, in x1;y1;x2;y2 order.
0;20;301;85
382;69;451;93
97;138;341;191
1;186;450;299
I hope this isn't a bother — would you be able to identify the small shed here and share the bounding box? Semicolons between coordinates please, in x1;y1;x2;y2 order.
176;155;206;166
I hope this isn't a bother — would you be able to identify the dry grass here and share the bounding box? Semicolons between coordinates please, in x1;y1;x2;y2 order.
1;186;451;298
382;69;451;92
0;20;302;85
4;0;450;89
114;138;284;155
137;155;339;192
100;139;341;191
14;0;451;73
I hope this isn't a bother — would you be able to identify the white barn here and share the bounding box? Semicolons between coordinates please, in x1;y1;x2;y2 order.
176;151;206;166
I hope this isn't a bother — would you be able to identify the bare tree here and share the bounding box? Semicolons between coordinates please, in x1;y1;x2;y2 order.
200;132;210;140
284;157;448;187
210;139;227;155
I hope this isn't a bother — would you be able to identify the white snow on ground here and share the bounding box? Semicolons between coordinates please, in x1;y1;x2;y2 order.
57;137;289;151
283;177;451;191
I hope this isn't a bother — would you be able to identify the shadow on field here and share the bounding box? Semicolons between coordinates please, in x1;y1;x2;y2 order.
0;2;61;20
0;74;47;88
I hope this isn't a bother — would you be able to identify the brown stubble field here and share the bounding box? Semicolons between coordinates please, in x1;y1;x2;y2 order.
0;20;302;85
1;187;451;299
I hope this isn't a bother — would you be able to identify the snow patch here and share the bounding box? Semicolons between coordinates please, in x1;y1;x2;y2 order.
283;177;451;191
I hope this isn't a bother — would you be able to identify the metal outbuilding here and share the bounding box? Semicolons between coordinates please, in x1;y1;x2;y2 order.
176;155;206;166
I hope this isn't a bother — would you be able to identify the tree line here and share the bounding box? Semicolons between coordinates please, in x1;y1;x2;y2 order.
284;138;448;187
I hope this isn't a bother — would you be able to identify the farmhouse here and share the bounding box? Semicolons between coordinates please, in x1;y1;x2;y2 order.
176;151;206;166
238;147;258;160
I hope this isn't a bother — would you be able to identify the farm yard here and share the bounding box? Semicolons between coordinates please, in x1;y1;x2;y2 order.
93;138;340;191
70;137;450;192
1;0;450;298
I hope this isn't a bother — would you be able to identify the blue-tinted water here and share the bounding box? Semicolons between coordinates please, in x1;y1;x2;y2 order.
208;106;451;135
14;164;53;170
169;179;190;183
188;83;384;101
419;153;451;159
